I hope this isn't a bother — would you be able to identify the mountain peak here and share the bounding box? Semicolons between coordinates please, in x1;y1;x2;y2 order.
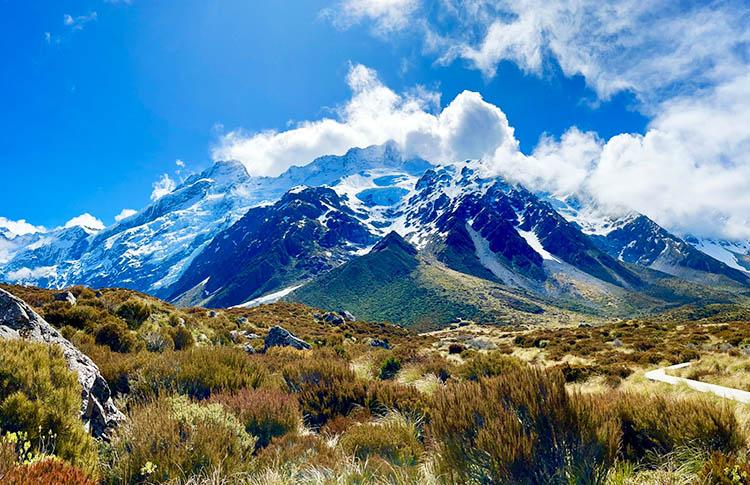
371;231;417;256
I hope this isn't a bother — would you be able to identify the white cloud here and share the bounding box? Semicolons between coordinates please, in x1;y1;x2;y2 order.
330;1;750;108
5;266;58;283
64;213;105;231
0;217;45;238
63;12;98;31
326;0;419;34
214;63;750;240
212;63;516;177
114;209;137;222
175;159;186;168
151;174;176;201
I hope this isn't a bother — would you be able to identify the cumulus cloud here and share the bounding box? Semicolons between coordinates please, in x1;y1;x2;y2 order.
114;209;137;222
214;62;750;240
213;63;516;177
0;217;45;238
328;0;750;107
64;213;105;231
151;174;176;201
326;0;419;34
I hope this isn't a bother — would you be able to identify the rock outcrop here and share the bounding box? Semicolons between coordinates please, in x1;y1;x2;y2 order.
263;325;311;351
0;288;124;438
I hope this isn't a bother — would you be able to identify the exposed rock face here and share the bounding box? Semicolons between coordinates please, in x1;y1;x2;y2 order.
264;325;311;351
54;291;77;305
369;338;391;349
0;288;124;438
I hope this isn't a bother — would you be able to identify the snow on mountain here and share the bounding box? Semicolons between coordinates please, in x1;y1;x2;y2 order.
0;143;432;297
686;237;750;274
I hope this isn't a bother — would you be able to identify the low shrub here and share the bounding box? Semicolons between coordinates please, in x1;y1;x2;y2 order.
255;433;342;471
0;341;98;475
448;343;465;354
4;458;96;485
103;396;255;483
211;388;301;449
43;303;108;332
379;356;401;380
700;452;750;484
170;326;195;350
282;357;367;428
339;413;423;466
116;298;153;330
95;321;137;353
131;346;269;401
430;366;619;483
458;351;524;381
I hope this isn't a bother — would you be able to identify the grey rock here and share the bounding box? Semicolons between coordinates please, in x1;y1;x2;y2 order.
321;312;346;325
369;338;391;349
339;311;356;322
236;316;248;325
612;338;623;348
243;343;256;354
54;291;77;306
0;289;124;438
264;325;311;351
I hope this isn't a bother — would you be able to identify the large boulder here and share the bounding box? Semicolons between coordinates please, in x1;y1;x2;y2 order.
54;291;77;305
264;325;311;351
0;288;124;438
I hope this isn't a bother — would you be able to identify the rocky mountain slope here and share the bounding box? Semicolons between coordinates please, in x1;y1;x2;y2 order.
2;143;749;326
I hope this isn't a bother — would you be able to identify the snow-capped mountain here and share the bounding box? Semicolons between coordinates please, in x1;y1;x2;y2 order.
685;237;750;275
0;143;431;295
2;141;750;318
169;187;376;307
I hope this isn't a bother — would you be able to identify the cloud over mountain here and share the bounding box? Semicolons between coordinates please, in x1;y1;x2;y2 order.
213;62;750;240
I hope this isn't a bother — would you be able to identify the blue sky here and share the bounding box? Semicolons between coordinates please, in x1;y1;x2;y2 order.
0;0;646;228
1;0;749;240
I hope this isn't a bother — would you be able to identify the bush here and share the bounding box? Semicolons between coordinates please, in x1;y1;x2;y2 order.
143;330;173;353
256;433;342;471
95;321;136;353
131;346;269;401
282;357;367;428
170;326;195;351
700;452;750;484
379;356;401;380
613;392;744;461
448;343;466;354
458;351;524;381
339;413;423;466
43;303;107;332
4;458;95;485
430;366;619;483
104;396;255;483
116;298;153;330
211;388;301;449
0;341;98;476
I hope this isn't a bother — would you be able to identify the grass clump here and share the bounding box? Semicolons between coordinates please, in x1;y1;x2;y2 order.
431;365;619;483
612;392;744;461
339;412;423;466
103;396;255;483
0;340;98;476
458;351;524;381
129;346;269;401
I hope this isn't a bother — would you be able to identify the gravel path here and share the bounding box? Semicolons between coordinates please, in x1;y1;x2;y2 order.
645;362;750;404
